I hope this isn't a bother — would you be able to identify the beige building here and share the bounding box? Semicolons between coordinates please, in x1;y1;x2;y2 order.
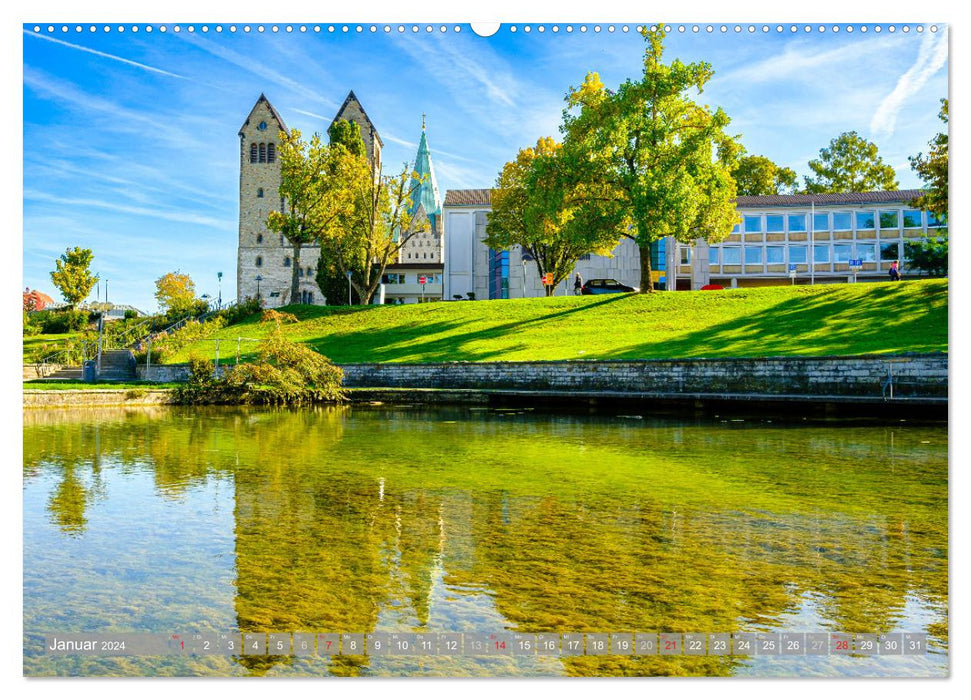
236;91;383;307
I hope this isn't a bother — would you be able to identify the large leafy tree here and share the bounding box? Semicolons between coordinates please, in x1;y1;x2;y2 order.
909;98;948;222
154;271;197;315
486;137;625;295
732;154;798;196
267;128;350;305
560;27;742;292
803;131;898;194
50;246;98;308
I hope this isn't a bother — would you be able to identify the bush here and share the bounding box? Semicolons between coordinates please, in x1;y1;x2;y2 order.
218;297;263;326
261;309;299;324
124;309;138;320
40;309;89;334
175;326;344;405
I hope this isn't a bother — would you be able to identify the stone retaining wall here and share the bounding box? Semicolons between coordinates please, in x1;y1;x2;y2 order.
136;354;947;399
23;364;62;380
23;389;177;408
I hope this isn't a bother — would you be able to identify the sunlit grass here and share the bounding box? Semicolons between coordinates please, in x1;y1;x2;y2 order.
167;280;947;364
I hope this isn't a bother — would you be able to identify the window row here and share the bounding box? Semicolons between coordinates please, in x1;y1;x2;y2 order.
734;209;941;234
249;142;276;163
710;243;903;266
405;252;438;260
381;273;442;285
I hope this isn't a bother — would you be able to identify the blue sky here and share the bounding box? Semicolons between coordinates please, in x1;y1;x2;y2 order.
22;22;948;312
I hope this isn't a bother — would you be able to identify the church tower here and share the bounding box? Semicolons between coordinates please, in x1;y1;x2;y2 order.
237;91;385;307
398;117;444;264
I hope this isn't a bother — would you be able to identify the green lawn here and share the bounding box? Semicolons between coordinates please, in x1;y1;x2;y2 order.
163;279;947;365
22;333;77;361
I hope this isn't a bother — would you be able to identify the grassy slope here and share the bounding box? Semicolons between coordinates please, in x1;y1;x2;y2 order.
166;279;947;364
22;333;77;361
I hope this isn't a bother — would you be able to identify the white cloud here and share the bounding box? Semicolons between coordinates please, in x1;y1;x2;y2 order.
870;28;948;139
721;35;897;84
23;30;189;80
24;190;234;231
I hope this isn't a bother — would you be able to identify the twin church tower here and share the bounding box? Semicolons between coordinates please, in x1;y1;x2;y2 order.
237;91;442;306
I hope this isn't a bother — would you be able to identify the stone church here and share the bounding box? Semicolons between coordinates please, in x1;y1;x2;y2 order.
236;91;442;307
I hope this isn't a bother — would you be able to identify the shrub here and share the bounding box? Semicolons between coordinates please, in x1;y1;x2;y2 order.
219;297;263;326
175;326;343;405
261;309;299;324
40;309;89;334
124;309;138;320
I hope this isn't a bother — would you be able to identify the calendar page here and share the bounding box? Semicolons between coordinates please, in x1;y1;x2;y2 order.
21;8;949;685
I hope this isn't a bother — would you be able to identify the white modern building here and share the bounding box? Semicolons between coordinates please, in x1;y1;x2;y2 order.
442;189;643;300
443;189;943;296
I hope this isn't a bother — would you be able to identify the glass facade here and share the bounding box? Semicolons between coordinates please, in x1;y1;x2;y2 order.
813;213;829;232
927;212;944;228
881;242;900;261
488;249;509;299
788;214;807;232
709;247;719;265
745;247;762;264
789;246;808;263
722;247;741;265
857;243;877;262
744;215;762;233
766;246;785;264
814;244;830;263
856;211;876;230
832;212;852;230
834;244;853;263
903;209;923;228
765;215;784;233
879;211;899;229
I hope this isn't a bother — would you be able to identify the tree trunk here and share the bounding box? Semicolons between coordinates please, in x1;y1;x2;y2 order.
639;240;654;293
290;241;302;305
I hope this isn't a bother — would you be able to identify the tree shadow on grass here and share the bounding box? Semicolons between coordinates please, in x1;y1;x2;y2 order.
299;294;632;363
611;281;947;360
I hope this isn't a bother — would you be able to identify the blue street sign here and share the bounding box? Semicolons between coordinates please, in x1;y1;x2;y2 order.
849;259;863;267
788;264;797;272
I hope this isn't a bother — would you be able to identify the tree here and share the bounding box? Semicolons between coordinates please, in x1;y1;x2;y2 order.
803;131;898;194
155;271;197;315
486;137;625;295
560;27;743;292
328;118;367;158
50;247;98;308
731;154;797;196
909;98;948;223
905;236;948;277
267;128;349;305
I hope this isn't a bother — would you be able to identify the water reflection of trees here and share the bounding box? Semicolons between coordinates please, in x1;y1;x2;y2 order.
24;407;948;677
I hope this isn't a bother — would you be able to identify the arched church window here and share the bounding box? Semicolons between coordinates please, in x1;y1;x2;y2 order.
257;188;264;198
259;143;266;163
284;257;291;267
255;256;263;267
256;234;263;244
267;143;276;163
250;143;258;163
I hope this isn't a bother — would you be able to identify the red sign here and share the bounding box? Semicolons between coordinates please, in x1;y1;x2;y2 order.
542;273;554;285
419;276;427;285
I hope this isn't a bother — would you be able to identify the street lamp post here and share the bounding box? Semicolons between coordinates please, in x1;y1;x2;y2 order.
217;272;223;309
346;270;352;307
255;275;263;299
521;258;527;298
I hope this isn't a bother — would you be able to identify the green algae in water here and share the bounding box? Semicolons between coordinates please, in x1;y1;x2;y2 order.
23;405;948;677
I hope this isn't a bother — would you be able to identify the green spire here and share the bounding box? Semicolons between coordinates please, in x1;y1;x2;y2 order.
409;119;441;221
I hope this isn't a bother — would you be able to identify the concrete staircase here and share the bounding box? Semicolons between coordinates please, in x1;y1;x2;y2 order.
41;366;82;380
97;349;137;381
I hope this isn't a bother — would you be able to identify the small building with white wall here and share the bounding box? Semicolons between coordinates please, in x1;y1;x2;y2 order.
442;189;647;300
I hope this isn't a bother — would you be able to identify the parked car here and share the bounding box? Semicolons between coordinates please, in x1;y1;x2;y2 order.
580;278;639;295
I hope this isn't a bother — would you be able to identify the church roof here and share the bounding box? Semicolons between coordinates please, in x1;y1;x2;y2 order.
443;189;493;207
238;93;289;136
409;127;442;218
332;90;384;147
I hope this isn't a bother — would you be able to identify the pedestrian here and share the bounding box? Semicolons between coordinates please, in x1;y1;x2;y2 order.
889;260;901;282
574;273;583;295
